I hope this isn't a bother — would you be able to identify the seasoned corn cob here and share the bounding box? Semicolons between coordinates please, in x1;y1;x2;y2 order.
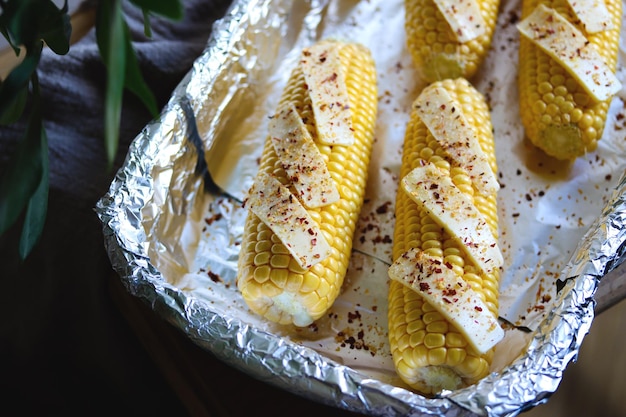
237;40;378;327
518;0;622;160
388;78;501;394
404;0;500;82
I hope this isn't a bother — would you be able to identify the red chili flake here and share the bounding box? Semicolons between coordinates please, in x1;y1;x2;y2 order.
443;288;457;297
204;213;223;226
323;72;338;83
348;311;362;323
208;271;221;283
419;282;430;291
376;201;392;214
474;306;483;312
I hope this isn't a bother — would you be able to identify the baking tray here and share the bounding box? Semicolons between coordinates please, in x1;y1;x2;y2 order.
96;0;626;415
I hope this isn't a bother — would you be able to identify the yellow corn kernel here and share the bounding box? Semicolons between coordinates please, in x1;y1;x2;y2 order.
405;0;500;82
519;0;622;159
237;40;378;327
388;78;500;395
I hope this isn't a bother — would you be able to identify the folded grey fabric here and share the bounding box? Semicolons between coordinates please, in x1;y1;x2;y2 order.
0;1;231;414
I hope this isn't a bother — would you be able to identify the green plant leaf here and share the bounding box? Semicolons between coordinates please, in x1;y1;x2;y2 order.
129;0;183;20
0;86;28;125
7;0;42;48
38;0;71;55
142;8;152;38
0;43;42;120
0;74;44;237
19;126;48;260
122;23;158;117
96;0;127;168
0;26;21;55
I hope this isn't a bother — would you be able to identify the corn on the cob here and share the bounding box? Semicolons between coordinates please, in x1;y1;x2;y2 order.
518;0;622;160
404;0;500;82
237;40;378;327
388;78;501;395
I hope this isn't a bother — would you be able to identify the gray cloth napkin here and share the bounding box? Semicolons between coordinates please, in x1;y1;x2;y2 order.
0;1;231;414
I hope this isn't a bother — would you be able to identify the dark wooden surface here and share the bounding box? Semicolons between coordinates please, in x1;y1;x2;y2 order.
109;274;367;417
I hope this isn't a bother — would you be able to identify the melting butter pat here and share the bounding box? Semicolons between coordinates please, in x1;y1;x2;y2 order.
413;85;499;196
245;172;331;269
566;0;613;33
401;163;503;275
300;42;354;146
517;4;621;102
270;104;339;208
389;248;504;354
433;0;487;43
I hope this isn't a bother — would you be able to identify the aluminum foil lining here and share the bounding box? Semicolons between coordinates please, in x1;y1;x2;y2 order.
96;0;626;415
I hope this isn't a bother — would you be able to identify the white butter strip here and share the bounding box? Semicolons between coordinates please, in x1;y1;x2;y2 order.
401;163;503;275
246;172;331;269
388;249;504;354
517;4;621;102
414;86;499;196
433;0;487;43
300;43;354;146
269;104;340;208
566;0;613;33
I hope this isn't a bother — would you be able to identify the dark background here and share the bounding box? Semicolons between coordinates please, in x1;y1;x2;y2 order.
0;1;236;415
0;1;366;415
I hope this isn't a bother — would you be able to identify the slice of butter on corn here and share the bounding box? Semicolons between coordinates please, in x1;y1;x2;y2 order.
389;248;504;354
566;0;613;33
401;163;503;275
517;4;621;102
301;42;354;146
269;103;340;208
245;171;331;269
413;85;499;196
433;0;487;43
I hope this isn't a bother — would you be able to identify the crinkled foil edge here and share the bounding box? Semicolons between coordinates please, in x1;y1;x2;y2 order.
96;1;626;416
